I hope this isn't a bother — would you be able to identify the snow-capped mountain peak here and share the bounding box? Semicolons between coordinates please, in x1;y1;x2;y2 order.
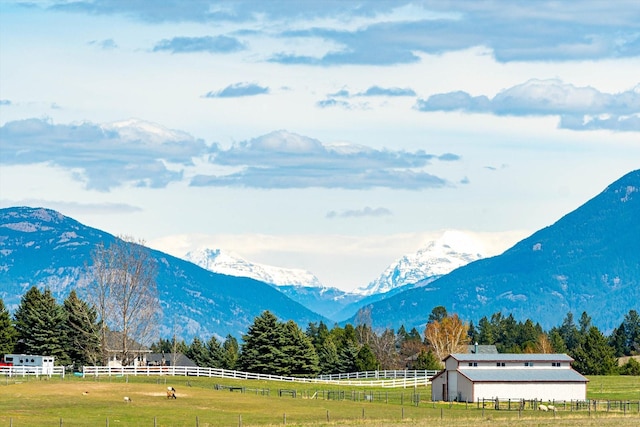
355;230;485;296
184;248;324;289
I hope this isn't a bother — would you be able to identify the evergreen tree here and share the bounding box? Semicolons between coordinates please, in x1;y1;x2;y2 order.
428;306;448;324
355;344;377;371
186;337;211;367
622;310;640;355
206;336;224;368
548;329;568;353
578;311;592;335
282;320;319;377
0;298;17;356
306;321;329;352
609;326;627;357
221;334;239;370
238;311;287;375
414;349;442;370
572;326;617;375
63;290;101;367
14;287;70;365
150;338;172;353
337;340;359;373
467;321;479;344
407;327;422;342
559;312;581;352
477;316;495;344
318;339;340;374
619;358;640;376
519;319;538;353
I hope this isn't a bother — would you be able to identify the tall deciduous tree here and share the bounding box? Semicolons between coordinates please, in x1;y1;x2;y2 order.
63;290;101;366
87;236;160;365
424;313;470;362
14;287;69;365
0;298;17;355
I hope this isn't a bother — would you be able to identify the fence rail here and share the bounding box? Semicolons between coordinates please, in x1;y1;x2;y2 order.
318;370;439;380
81;366;432;388
0;366;65;377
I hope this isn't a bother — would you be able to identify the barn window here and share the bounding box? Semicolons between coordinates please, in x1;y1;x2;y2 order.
468;362;477;367
496;362;505;367
552;362;562;367
524;362;534;367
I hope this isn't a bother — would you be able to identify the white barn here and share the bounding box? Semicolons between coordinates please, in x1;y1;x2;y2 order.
431;353;588;402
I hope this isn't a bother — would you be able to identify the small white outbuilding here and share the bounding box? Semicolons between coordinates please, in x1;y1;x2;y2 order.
431;353;588;402
3;354;55;374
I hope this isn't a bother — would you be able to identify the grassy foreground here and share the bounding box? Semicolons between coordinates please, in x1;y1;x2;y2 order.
0;375;639;426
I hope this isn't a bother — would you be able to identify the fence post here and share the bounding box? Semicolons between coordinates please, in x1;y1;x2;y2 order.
283;413;286;425
402;407;404;419
196;416;199;427
362;408;365;419
326;410;329;422
238;414;242;427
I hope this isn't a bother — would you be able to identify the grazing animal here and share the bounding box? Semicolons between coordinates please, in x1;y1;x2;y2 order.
82;391;89;396
167;386;177;399
124;396;132;403
538;404;548;412
547;405;556;412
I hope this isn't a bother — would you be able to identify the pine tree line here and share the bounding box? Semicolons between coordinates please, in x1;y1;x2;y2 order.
1;290;639;377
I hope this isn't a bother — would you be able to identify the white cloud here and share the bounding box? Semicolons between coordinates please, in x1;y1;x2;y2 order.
415;79;640;131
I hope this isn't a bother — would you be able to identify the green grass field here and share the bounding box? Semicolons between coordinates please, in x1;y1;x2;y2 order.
1;374;639;426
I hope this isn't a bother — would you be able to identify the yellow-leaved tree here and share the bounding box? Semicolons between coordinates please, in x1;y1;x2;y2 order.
424;313;470;365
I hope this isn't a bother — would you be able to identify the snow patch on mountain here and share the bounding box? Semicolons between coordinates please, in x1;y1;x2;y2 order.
184;248;324;289
356;230;486;296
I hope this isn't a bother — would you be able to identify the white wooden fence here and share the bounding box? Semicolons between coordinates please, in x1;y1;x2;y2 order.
81;366;433;388
318;370;440;380
0;366;65;378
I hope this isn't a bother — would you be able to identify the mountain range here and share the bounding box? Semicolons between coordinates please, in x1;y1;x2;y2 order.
1;169;637;339
0;207;330;341
183;230;487;320
346;169;640;332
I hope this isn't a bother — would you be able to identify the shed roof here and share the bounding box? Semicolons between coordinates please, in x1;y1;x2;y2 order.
458;368;588;383
448;353;574;363
467;344;498;354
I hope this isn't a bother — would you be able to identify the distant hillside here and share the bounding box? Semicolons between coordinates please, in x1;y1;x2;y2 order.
0;207;329;340
347;170;640;332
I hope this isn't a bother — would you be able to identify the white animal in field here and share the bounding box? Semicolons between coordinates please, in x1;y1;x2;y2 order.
547;405;556;412
538;404;548;411
124;396;132;403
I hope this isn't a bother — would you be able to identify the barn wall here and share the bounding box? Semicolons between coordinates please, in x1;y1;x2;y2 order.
473;382;586;401
431;374;446;401
456;375;474;402
447;370;458;401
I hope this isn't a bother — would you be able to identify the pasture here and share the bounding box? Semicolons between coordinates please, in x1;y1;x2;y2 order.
1;374;639;426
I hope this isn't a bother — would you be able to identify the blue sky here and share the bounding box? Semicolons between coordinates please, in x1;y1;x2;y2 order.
1;0;639;291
